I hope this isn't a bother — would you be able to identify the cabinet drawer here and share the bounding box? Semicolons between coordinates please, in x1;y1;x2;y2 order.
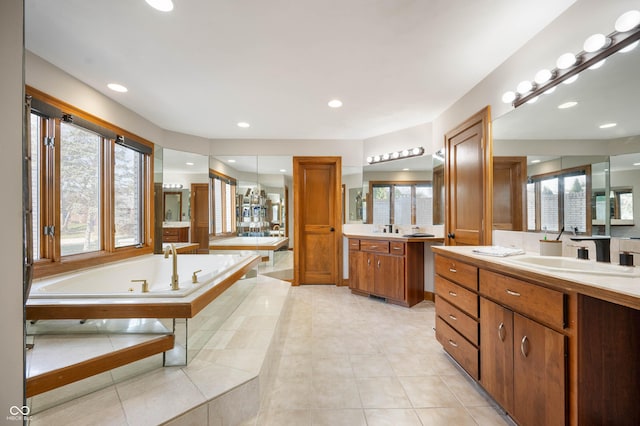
479;269;565;330
436;297;479;346
435;254;478;291
360;240;390;253
435;275;478;318
390;241;405;255
349;239;360;251
436;316;479;380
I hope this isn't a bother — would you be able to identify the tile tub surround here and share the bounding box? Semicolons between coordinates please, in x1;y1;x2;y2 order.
29;275;291;426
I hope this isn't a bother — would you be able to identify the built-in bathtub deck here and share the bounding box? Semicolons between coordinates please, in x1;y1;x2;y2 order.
28;275;292;426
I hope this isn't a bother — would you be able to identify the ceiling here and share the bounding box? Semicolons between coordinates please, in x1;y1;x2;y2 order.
25;0;575;141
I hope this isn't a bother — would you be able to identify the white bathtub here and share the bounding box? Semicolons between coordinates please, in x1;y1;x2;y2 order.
29;253;256;299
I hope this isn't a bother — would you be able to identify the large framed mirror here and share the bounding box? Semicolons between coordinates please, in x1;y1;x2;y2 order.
493;41;640;237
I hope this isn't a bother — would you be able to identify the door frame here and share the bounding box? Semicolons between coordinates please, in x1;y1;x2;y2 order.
444;106;493;246
292;156;342;286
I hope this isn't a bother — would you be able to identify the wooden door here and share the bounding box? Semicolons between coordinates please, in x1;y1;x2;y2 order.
513;313;566;426
445;107;492;246
374;254;404;301
493;157;526;231
480;298;514;413
190;183;209;254
293;157;342;285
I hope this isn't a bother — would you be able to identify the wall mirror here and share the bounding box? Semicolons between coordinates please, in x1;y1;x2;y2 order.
160;148;209;245
343;166;364;224
493;42;640;237
362;155;434;228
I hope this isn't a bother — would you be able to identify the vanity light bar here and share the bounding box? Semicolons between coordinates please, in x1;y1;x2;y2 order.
503;10;640;108
366;147;424;164
163;183;183;189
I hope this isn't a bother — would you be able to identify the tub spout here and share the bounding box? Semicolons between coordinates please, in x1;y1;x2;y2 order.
164;244;180;290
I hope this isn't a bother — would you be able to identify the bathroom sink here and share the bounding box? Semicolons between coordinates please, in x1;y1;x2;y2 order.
504;255;640;277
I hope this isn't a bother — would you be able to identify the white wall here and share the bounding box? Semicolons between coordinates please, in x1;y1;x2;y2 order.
0;1;26;422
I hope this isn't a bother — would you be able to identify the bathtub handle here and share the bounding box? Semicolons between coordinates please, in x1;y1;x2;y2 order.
131;279;149;293
192;270;202;284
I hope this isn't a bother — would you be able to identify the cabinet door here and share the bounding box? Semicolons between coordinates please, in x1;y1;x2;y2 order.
480;298;514;413
374;254;404;301
348;250;362;290
513;313;566;426
361;252;375;293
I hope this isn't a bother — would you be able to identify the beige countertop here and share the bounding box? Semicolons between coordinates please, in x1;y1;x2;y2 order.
163;222;190;228
432;245;640;311
344;231;444;243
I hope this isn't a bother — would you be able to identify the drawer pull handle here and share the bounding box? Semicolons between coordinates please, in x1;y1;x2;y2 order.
393;247;401;250
377;260;381;269
448;314;457;321
520;336;529;357
498;322;506;342
506;289;521;297
449;268;457;273
367;259;371;266
370;245;377;249
448;339;458;348
448;291;457;297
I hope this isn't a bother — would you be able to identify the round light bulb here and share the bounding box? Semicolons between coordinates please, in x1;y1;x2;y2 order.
563;75;579;85
392;152;400;159
516;80;533;94
382;153;390;160
583;34;608;52
589;59;606;70
373;155;381;162
534;69;552;85
615;10;640;32
620;40;639;53
502;91;516;104
328;99;343;108
544;87;556;95
526;96;539;104
557;53;577;69
412;147;422;155
401;149;409;157
366;156;373;163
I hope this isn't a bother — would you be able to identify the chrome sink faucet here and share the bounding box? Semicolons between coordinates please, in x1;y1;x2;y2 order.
163;244;180;290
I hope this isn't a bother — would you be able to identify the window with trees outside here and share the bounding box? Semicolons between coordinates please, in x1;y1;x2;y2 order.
209;170;237;236
368;181;432;225
28;88;153;277
526;166;590;234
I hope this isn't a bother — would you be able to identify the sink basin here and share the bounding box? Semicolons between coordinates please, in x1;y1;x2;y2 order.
505;255;640;277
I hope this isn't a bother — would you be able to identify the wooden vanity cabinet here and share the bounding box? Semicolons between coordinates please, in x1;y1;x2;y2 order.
348;238;423;307
479;269;566;426
434;254;479;379
162;226;189;242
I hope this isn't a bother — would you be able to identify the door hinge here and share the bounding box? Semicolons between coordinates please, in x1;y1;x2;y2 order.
43;225;55;236
44;136;55;148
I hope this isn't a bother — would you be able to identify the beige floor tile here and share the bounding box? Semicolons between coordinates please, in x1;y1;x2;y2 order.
364;408;423;426
272;354;312;381
30;387;126;426
415;407;478;425
312;354;354;379
256;409;312;426
399;376;462;408
311;378;362;409
350;354;394;378
182;358;254;399
265;378;313;410
311;408;367;426
356;377;412;409
467;406;513;426
441;373;493;407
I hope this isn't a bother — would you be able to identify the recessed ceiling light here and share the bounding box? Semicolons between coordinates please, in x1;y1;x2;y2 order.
185;162;194;166
633;162;640;166
531;159;541;164
402;168;410;171
328;99;343;108
558;101;578;109
237;122;250;128
107;83;128;93
228;159;236;163
145;0;174;12
279;169;286;173
599;123;617;129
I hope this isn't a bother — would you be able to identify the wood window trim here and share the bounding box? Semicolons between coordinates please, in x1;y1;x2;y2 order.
27;86;155;279
366;180;431;225
209;168;237;237
529;164;592;234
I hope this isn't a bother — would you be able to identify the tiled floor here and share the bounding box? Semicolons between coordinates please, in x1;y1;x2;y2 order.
246;285;512;426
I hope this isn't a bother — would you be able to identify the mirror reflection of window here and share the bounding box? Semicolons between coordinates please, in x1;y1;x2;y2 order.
369;181;432;225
